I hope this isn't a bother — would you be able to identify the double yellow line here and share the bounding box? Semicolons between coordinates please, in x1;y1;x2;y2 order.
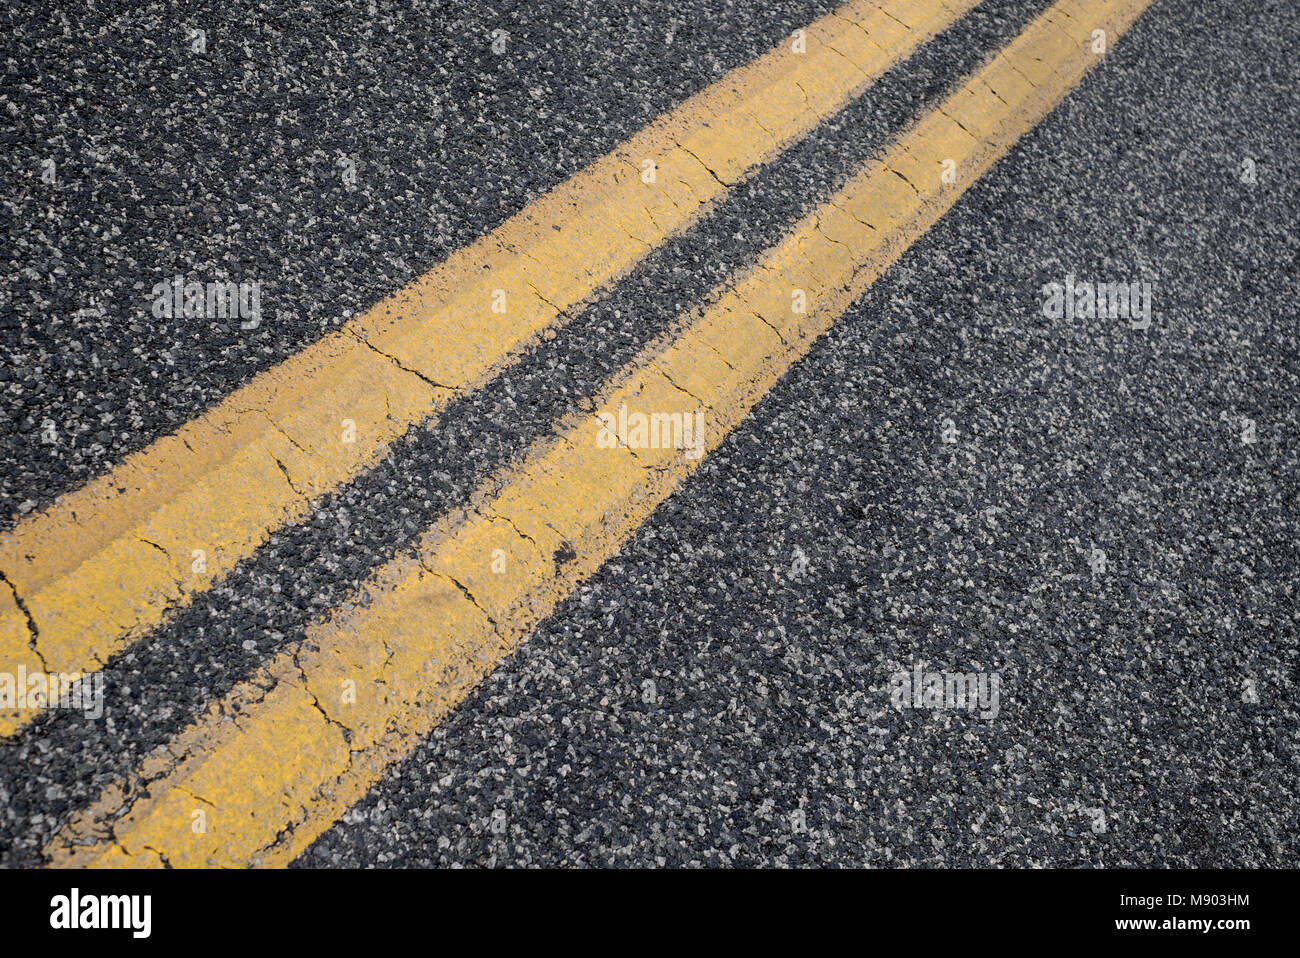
1;0;976;739
13;0;1153;866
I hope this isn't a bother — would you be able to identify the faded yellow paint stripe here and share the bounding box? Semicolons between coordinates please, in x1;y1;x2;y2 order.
0;0;978;737
46;0;1152;867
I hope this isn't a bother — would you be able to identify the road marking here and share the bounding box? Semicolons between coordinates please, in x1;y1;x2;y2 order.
46;0;1151;867
0;0;979;737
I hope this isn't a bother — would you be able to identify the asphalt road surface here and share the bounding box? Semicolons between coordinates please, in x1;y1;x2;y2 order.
1;0;1297;868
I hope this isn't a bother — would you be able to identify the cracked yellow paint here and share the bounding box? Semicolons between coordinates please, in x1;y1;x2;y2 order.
0;0;979;738
47;0;1151;867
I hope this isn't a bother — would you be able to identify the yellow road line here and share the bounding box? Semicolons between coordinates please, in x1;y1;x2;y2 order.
46;0;1151;867
0;0;979;738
